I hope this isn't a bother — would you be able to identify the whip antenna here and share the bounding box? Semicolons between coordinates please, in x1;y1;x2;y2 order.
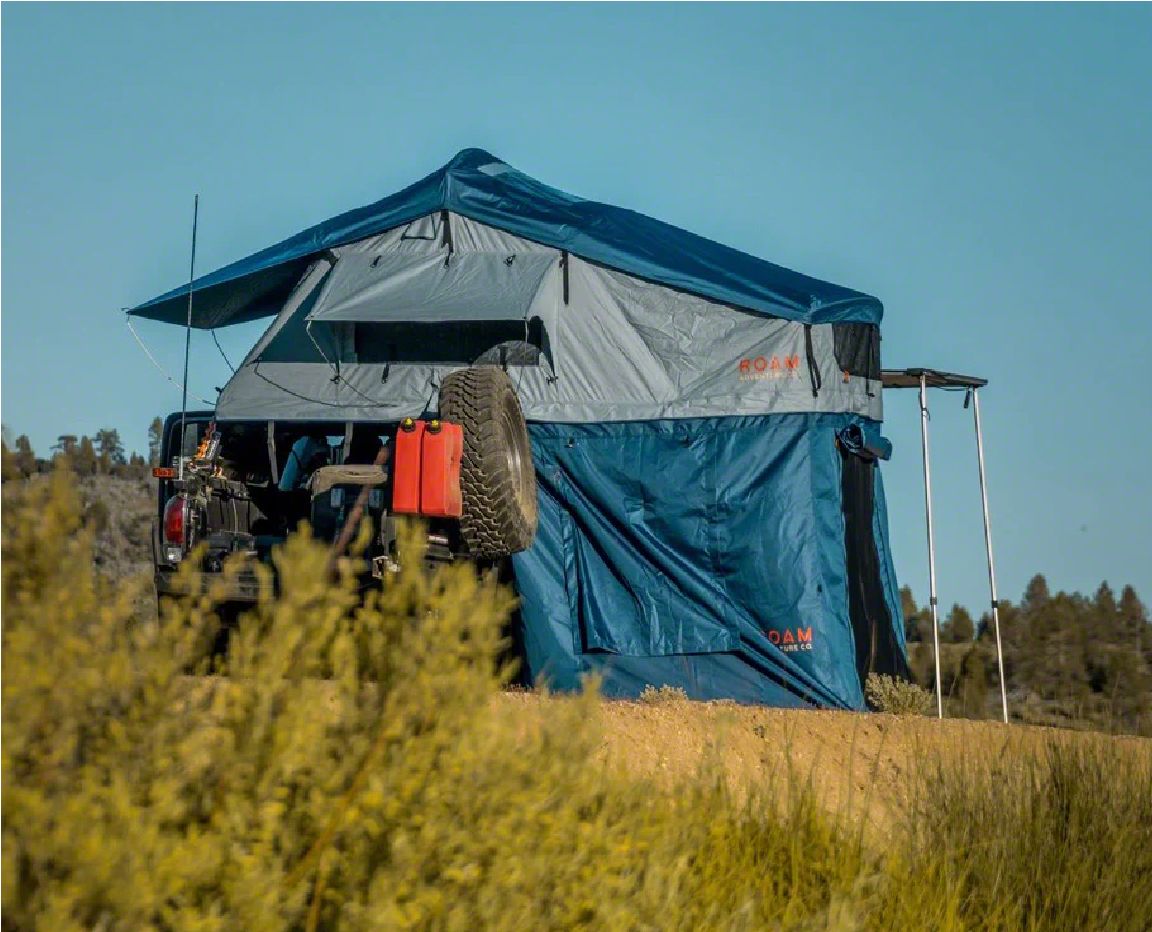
178;194;199;480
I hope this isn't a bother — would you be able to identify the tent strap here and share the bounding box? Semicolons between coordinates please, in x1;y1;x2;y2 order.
440;209;454;266
803;324;822;398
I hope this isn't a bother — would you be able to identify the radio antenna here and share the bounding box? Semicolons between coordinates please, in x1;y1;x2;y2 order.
178;194;199;480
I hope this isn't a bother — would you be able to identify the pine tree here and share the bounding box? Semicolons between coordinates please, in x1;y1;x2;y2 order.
945;604;975;643
1118;585;1151;670
900;586;921;642
52;435;79;462
1118;585;1147;634
1095;582;1118;617
14;435;37;477
74;437;98;477
1;440;19;482
1022;574;1051;611
93;428;125;473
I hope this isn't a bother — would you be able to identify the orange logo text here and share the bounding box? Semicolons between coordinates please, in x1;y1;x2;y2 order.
768;627;814;652
738;355;802;381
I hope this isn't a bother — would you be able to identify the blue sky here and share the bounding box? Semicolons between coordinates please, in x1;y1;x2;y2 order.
3;4;1150;610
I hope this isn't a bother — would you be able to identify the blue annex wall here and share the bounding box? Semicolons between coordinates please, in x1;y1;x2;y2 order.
510;413;904;709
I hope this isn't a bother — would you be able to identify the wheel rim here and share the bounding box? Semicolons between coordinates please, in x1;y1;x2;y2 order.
500;398;534;512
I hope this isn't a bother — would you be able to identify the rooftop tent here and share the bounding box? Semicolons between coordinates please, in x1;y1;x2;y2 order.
129;150;908;710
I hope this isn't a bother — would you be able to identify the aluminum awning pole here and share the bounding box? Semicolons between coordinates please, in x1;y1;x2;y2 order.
972;388;1009;724
918;373;944;718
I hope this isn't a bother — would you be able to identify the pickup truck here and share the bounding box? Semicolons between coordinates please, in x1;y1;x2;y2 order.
151;366;537;606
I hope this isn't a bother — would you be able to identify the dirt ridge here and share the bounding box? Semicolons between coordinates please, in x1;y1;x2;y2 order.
499;693;1151;835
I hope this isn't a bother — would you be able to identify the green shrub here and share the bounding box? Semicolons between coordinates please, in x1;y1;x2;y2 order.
639;683;689;704
865;672;935;715
81;495;110;534
3;469;1150;930
0;470;886;930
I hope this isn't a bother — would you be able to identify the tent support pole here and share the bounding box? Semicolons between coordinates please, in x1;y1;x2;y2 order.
972;388;1009;724
918;373;944;719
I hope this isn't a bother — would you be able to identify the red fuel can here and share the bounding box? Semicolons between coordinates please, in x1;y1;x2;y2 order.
391;418;426;514
420;421;463;518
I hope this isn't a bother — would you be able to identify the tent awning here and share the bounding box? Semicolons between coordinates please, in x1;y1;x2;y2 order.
881;368;988;390
305;251;556;325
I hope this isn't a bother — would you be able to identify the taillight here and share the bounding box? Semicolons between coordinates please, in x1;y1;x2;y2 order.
163;495;188;548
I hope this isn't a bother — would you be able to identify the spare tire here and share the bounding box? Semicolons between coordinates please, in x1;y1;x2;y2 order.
438;366;538;558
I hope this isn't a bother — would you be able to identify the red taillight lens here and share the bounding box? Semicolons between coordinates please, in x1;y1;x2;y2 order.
163;495;188;547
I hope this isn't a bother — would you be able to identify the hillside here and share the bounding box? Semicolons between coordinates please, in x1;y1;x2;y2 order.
81;474;155;580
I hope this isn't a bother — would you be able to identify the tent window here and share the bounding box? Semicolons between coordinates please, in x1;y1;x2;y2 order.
832;323;881;380
354;316;550;368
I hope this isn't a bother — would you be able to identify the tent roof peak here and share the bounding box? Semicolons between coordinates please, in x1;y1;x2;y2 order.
129;149;882;330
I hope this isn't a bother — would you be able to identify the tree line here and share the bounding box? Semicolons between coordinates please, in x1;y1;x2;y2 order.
902;575;1152;735
1;417;165;481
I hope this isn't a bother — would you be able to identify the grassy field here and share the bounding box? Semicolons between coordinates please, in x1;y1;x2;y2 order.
508;691;1150;838
4;470;1151;930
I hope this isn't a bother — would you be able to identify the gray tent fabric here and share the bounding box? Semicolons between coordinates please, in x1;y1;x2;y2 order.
216;214;883;424
237;257;335;365
306;251;556;324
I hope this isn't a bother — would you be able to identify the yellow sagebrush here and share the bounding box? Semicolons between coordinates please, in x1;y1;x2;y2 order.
3;469;1150;931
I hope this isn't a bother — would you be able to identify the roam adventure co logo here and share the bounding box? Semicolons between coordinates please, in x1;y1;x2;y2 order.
768;627;813;652
738;355;802;381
